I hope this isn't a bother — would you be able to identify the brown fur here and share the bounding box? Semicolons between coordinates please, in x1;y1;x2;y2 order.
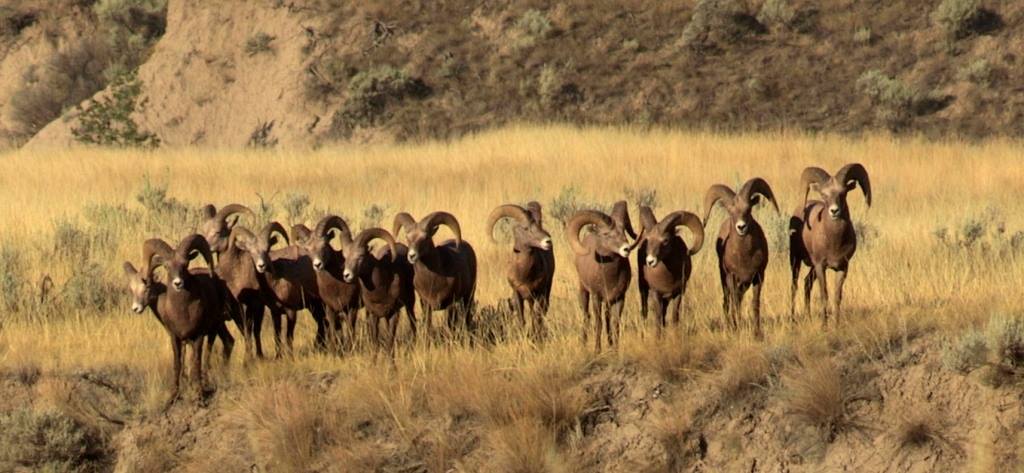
636;206;704;337
486;202;555;339
342;228;416;356
293;216;362;351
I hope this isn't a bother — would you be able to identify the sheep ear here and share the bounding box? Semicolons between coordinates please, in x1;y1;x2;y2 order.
201;204;216;219
269;235;279;246
123;262;138;278
750;194;762;206
227;215;240;230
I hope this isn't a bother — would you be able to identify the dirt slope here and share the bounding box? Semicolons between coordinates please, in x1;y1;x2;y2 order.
13;0;1024;149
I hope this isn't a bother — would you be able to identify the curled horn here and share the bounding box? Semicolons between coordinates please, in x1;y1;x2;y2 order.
228;226;256;250
142;238;174;280
526;201;543;226
291;224;312;243
566;210;613;256
638;206;658;233
660;211;705;256
178;234;215;272
422;211;462;247
835;163;872;207
261;221;290;247
486;204;530;243
201;204;216;219
703;184;737;226
355;228;399;263
739;178;779;213
610;200;637;239
799;167;833;209
392;212;417;239
314;215;353;246
213;204;255;227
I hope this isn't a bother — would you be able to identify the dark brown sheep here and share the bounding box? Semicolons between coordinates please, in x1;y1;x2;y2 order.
393;211;477;339
293;216;363;351
124;235;232;403
341;228;416;356
636;206;705;336
789;163;872;324
485;202;555;339
566;201;638;352
232;222;328;356
199;203;268;359
703;178;779;337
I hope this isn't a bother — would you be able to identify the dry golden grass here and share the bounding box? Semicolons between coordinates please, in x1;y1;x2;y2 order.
1;125;1023;470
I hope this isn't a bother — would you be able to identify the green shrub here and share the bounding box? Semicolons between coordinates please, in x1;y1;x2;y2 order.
958;59;992;86
513;9;552;49
932;207;1024;257
941;329;988;373
0;408;103;471
93;0;167;77
361;203;388;230
856;70;916;129
330;66;429;138
624;186;659;210
71;70;161;148
680;0;764;51
853;27;873;44
548;186;608;227
757;0;794;30
282;193;311;224
932;0;979;40
245;32;275;56
60;262;121;313
986;314;1024;370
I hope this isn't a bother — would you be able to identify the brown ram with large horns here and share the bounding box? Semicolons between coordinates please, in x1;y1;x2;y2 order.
704;178;779;337
636;205;705;336
199;203;269;359
485;202;555;339
232;221;328;356
293;215;363;351
789;163;871;324
124;235;232;404
341;228;416;356
393;211;477;339
566;201;639;352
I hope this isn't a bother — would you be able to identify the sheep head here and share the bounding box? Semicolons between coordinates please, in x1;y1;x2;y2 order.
296;215;352;272
233;222;288;274
341;228;398;283
800;163;871;221
566;202;637;258
199;204;255;253
393;211;462;264
638;206;704;268
703;178;779;237
122;261;156;314
486;203;552;253
144;235;214;292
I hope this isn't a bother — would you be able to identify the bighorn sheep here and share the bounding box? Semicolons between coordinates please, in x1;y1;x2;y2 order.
704;178;779;337
200;204;267;359
232;222;328;356
566;201;638;352
340;228;416;355
789;163;872;323
124;235;232;402
485;202;554;338
293;216;362;350
393;211;477;338
636;206;705;336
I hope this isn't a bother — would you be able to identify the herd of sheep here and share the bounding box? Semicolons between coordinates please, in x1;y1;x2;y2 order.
123;163;870;402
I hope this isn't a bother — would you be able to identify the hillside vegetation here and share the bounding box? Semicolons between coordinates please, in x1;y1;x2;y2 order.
1;127;1023;471
1;0;1022;149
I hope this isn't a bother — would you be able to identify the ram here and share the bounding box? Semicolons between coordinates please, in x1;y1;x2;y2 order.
566;201;638;352
636;206;704;336
789;163;872;324
341;228;416;356
233;222;328;356
199;204;268;359
485;202;554;339
393;211;477;338
124;236;232;404
293;216;362;351
704;178;779;337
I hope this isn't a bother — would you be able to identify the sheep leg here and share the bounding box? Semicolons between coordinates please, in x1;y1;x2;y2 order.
310;303;328;350
421;300;433;343
604;300;615;348
669;295;682;327
592;297;604;353
387;314;399;358
802;269;816;320
814;264;829;325
513;292;526;327
343;309;358;353
752;281;764;339
403;301;417;346
167;337;183;407
218;323;234;366
578;287;591;344
285;309;298;355
653;294;666;338
789;261;801;321
725;277;739;330
611;298;624;348
534;296;548;341
190;339;205;400
203;333;216;373
270;309;284;359
246;303;266;359
719;263;730;318
834;269;848;324
368;315;381;355
639;281;650;322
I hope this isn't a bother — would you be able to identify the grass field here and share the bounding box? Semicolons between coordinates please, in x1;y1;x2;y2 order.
1;126;1022;471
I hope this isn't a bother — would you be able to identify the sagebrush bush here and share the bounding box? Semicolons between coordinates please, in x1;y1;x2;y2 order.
245;32;275;56
93;0;167;77
680;0;764;50
931;0;979;40
932;207;1024;257
282;192;311;224
361;203;388;230
986;313;1024;370
0;408;102;471
857;70;917;129
853;27;873;44
71;70;161;148
781;357;860;443
958;59;992;86
623;186;659;210
330;66;429;138
941;329;987;373
513;9;552;49
757;0;794;30
548;186;608;227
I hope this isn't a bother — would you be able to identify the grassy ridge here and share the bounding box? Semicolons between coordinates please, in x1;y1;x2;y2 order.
1;126;1022;470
